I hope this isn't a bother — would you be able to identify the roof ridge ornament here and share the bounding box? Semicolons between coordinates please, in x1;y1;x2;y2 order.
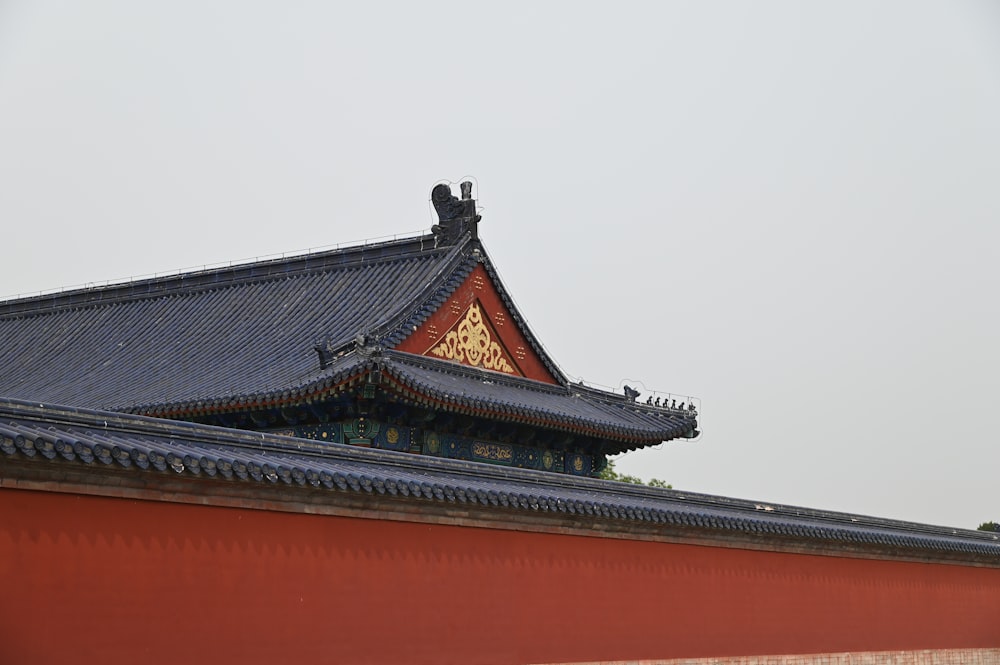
313;337;336;370
431;181;481;244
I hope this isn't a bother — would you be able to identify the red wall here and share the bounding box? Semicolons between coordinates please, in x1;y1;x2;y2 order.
1;488;998;665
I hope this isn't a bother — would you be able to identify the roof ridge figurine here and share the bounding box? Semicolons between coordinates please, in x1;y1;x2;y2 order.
431;181;481;243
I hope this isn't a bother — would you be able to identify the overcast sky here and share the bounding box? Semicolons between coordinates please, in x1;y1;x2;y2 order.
2;1;998;529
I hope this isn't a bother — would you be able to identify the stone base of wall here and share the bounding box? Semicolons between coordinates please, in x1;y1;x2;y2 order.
539;649;1000;665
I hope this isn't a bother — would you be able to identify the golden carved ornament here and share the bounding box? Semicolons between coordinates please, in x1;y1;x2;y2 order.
429;303;515;374
472;442;513;462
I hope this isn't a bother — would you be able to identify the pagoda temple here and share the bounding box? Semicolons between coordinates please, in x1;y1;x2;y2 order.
0;183;998;665
0;182;696;477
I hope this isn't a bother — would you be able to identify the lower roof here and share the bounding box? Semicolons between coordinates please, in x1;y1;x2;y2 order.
1;397;996;562
129;349;698;450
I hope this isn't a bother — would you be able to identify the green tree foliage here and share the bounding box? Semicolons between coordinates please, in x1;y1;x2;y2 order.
977;521;999;532
598;459;671;489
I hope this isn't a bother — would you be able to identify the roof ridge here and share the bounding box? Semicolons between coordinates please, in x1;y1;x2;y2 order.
356;236;480;349
0;232;447;318
474;245;568;384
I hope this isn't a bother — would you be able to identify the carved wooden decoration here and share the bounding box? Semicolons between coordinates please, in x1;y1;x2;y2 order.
428;302;515;374
394;265;559;384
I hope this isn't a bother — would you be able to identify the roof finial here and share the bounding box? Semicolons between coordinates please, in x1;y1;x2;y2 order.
432;181;481;244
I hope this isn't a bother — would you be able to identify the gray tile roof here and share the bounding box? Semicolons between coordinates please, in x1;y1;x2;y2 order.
0;231;696;446
0;234;463;410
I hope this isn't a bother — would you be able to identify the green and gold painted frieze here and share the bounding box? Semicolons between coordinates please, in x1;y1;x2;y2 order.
268;419;600;476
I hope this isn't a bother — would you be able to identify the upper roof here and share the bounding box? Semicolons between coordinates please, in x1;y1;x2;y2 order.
0;233;467;409
0;183;698;447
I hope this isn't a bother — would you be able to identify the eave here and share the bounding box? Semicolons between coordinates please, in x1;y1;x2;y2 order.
123;349;697;450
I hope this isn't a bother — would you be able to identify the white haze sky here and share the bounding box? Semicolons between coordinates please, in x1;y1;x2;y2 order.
1;2;998;529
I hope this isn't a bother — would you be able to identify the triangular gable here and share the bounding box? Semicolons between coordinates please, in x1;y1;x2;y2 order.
395;265;559;384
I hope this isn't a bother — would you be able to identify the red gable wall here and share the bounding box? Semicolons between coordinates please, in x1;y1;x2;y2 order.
395;264;559;384
2;487;999;665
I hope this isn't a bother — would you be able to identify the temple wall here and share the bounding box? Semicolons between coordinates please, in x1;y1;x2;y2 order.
542;651;1000;664
1;487;999;665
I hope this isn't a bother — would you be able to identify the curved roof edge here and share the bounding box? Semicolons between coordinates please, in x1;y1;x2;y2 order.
118;348;697;446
